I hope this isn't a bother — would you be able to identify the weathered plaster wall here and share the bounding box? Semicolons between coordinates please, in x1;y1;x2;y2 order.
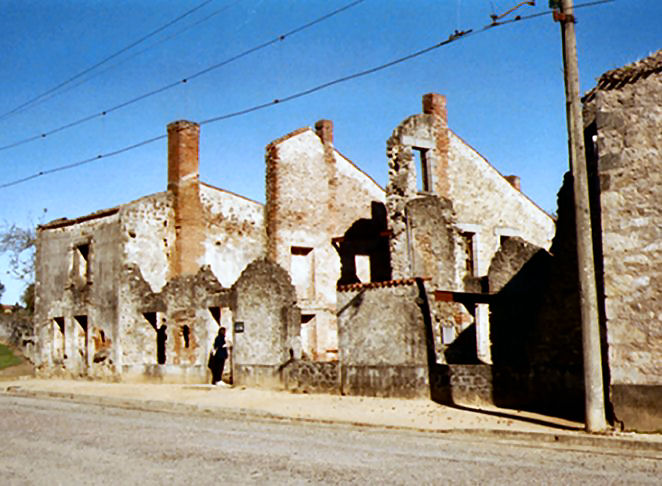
447;132;555;276
405;196;467;290
121;192;173;293
231;259;300;389
585;61;662;431
200;183;264;287
385;94;555;369
35;210;121;378
337;282;430;398
386;97;450;281
386;94;554;281
265;125;384;360
118;264;230;383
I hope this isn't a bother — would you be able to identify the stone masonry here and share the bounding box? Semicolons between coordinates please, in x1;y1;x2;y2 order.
35;93;557;400
583;50;662;431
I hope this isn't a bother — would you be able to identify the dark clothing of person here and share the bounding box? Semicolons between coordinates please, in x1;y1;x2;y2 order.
210;333;227;384
156;325;167;365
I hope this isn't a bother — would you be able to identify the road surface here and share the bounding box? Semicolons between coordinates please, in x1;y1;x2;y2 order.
1;395;659;485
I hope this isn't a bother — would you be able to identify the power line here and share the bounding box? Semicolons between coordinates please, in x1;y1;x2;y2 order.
0;0;216;123
0;0;367;153
0;0;615;190
4;0;243;120
1;135;167;189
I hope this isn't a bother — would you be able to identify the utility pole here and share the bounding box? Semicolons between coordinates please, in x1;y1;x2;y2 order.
553;0;608;432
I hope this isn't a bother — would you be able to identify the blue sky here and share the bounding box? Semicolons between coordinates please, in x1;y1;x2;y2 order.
0;0;659;303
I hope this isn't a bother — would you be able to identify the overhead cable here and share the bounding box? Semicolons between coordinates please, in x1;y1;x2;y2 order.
0;0;616;190
0;0;216;122
0;0;367;153
5;0;243;118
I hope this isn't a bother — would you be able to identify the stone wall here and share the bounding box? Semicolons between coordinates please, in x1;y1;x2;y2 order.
447;132;555;276
121;192;173;293
385;94;555;366
200;183;265;287
118;264;230;383
34;209;122;378
282;360;339;394
337;281;430;398
443;364;493;406
231;259;300;389
487;174;585;420
584;52;662;431
265;124;384;360
386;93;555;282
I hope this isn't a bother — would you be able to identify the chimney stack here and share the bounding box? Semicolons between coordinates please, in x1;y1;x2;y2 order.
505;175;521;191
168;120;200;190
166;120;204;277
315;119;333;145
422;93;448;126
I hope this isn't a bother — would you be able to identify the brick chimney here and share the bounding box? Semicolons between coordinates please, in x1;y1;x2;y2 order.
422;93;448;127
422;93;450;197
505;175;521;191
168;120;200;189
315;119;333;145
167;120;204;277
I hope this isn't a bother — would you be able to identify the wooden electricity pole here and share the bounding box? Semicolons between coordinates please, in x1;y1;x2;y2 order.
554;0;608;432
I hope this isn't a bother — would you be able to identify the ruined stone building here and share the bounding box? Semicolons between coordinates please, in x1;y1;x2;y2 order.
35;121;265;382
34;93;555;392
582;49;662;431
469;51;661;432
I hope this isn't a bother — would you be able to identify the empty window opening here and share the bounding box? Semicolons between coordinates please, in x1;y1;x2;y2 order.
99;330;106;343
300;314;317;360
290;246;314;300
460;232;475;276
54;317;65;334
143;312;157;331
442;325;456;344
181;325;191;349
73;243;90;283
355;254;371;283
74;315;88;362
53;317;65;359
291;246;312;256
209;307;221;326
74;315;88;333
414;148;431;192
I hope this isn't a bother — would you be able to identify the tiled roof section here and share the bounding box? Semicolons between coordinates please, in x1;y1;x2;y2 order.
584;49;662;102
337;278;425;292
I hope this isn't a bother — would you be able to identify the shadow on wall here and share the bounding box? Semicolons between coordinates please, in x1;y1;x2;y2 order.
490;172;586;421
335;202;391;285
444;324;480;364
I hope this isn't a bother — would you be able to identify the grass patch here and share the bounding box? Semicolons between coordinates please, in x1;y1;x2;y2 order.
0;343;22;370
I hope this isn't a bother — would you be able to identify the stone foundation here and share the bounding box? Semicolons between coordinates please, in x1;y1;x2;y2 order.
611;384;662;432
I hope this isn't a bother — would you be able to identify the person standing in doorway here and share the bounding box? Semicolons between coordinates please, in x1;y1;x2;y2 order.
210;327;228;385
156;323;167;365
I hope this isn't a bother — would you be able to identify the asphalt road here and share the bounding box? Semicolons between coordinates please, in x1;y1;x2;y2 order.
1;395;660;485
